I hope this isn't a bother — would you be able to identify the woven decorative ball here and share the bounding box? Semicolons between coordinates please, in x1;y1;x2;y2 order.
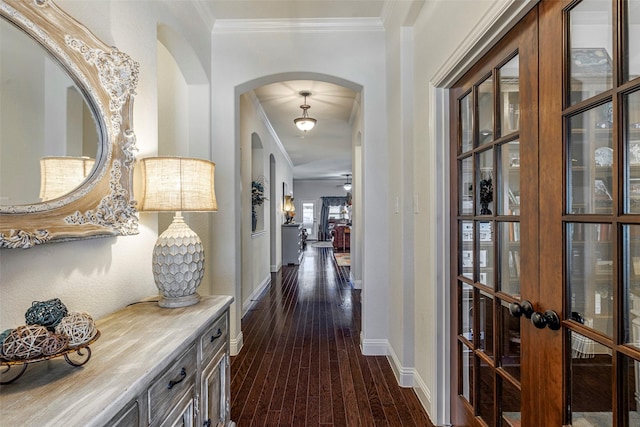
55;312;95;346
41;333;69;356
0;329;11;346
1;325;49;360
25;298;68;329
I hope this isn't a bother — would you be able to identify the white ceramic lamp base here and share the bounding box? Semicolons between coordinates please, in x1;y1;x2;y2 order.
152;213;204;308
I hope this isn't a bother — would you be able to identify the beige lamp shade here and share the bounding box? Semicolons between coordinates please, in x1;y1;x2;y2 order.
283;195;295;213
138;157;217;212
39;156;95;201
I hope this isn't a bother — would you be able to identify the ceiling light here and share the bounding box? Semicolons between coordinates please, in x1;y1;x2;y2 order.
343;174;352;192
294;91;316;132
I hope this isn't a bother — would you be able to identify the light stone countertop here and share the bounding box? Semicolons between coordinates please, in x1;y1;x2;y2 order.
0;294;233;426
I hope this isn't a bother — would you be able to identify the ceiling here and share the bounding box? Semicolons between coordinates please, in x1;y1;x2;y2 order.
201;1;386;21
252;80;358;181
199;1;387;181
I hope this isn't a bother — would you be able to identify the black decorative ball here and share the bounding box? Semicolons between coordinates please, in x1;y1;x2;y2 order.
25;298;68;330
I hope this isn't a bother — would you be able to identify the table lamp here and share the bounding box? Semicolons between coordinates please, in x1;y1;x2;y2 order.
283;195;295;224
138;157;217;308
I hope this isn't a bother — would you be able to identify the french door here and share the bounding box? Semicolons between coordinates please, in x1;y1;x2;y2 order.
450;1;640;426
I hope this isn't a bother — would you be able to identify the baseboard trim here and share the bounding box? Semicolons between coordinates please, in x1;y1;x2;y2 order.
352;279;362;289
360;334;388;356
387;347;416;388
386;346;435;424
413;371;433;421
270;263;281;273
242;275;271;317
230;330;244;356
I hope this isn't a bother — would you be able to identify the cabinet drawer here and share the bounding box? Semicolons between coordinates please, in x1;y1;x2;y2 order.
148;344;197;424
200;314;227;367
108;400;140;427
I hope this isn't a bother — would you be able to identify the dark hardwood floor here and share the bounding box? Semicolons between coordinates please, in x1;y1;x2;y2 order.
230;244;434;426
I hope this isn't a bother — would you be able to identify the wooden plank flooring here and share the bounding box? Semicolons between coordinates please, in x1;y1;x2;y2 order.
230;245;434;426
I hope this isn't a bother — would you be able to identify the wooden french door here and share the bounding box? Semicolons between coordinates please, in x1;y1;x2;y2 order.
450;1;640;426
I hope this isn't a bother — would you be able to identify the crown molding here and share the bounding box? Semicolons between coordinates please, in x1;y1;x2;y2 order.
213;17;384;34
247;91;295;170
430;0;538;87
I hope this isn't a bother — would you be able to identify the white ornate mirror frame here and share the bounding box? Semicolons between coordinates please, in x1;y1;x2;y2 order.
0;0;139;248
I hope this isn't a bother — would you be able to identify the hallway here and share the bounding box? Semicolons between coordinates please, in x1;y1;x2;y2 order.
230;245;433;426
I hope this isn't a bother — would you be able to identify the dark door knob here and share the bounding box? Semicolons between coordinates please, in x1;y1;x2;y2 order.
508;300;534;319
531;310;561;330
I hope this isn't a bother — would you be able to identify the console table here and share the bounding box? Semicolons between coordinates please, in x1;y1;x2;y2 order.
0;295;234;426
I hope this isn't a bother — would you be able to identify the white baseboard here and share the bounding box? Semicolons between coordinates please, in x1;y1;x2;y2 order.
270;264;280;273
386;345;435;424
242;275;271;317
230;330;243;356
387;347;416;387
360;333;388;356
352;279;362;289
413;371;433;421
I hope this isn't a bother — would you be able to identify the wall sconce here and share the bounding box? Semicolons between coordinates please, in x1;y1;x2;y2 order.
39;156;95;201
138;157;217;308
283;195;295;224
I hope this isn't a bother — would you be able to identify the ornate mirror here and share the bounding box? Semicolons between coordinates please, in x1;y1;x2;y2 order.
0;0;139;248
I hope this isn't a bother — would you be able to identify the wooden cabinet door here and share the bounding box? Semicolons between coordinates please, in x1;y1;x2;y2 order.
201;350;229;427
450;1;640;425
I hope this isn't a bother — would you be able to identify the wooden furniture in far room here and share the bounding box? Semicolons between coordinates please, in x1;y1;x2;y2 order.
332;225;351;251
0;295;234;427
282;223;304;265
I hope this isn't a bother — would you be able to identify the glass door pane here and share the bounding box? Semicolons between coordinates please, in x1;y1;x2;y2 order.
567;223;613;338
498;141;520;216
461;93;473;153
626;0;640;82
567;104;614;215
478;76;494;146
626;90;640;213
568;0;613;105
499;55;520;136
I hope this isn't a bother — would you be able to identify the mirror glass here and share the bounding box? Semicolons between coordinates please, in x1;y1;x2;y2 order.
0;17;98;206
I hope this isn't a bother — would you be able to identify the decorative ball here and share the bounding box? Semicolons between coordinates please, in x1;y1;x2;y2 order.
55;312;96;346
41;333;69;356
25;298;68;329
1;325;49;360
0;329;11;346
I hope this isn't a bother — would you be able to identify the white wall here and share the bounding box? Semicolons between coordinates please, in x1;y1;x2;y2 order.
210;23;390;356
292;179;350;214
0;1;218;335
239;92;293;316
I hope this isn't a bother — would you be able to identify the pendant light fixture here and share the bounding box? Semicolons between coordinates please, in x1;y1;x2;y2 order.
343;174;352;192
294;91;317;132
